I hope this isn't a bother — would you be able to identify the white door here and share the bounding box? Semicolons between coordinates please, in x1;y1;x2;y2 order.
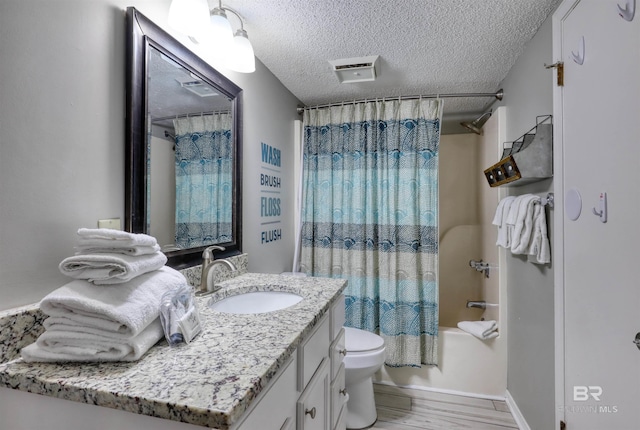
554;0;640;428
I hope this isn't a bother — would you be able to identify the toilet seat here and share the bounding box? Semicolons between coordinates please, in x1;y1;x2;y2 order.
344;327;385;353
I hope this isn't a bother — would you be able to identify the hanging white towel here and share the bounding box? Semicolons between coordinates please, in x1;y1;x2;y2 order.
457;320;499;340
59;251;167;285
21;318;163;362
40;266;187;337
75;228;160;256
510;195;540;254
493;196;516;248
527;202;551;264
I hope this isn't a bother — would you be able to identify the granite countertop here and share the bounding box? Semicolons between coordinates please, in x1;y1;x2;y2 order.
0;273;347;429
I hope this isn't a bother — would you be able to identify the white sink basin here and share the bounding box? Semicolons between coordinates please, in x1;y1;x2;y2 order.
208;291;303;314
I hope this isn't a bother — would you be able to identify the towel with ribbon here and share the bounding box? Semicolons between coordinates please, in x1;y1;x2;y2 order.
457;320;499;340
22;266;187;362
39;266;186;337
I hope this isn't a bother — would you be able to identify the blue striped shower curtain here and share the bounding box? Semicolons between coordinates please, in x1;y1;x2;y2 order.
300;99;442;367
173;114;233;249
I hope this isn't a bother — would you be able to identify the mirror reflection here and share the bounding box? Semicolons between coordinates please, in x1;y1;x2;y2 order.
146;47;233;250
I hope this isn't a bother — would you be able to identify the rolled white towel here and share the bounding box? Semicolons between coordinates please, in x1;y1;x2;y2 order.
40;266;187;337
457;320;499;340
21;318;163;362
59;251;167;285
75;228;160;256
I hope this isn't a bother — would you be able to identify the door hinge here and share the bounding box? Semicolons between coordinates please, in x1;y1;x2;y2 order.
560;420;566;429
545;62;564;86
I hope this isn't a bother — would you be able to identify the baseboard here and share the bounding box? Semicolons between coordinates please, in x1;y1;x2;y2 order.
505;389;531;430
373;380;506;402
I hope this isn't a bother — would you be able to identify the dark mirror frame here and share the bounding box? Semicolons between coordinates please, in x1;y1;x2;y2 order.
125;7;242;269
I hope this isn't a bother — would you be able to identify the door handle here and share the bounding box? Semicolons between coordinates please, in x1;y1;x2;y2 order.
633;333;640;350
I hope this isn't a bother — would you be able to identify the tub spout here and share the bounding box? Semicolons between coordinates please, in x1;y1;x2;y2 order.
466;300;486;310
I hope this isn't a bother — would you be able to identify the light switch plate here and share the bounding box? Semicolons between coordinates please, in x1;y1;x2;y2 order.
98;218;121;230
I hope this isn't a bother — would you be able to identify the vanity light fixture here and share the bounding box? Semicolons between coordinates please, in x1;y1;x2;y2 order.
168;0;256;73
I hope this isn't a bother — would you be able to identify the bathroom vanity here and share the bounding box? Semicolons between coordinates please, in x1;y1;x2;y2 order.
0;273;347;430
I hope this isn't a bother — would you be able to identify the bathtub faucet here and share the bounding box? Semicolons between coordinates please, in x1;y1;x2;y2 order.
466;300;487;310
469;259;492;278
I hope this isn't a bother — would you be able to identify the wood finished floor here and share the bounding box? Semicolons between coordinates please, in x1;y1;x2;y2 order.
370;384;519;430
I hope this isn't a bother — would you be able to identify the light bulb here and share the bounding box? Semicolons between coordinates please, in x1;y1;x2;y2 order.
227;29;255;73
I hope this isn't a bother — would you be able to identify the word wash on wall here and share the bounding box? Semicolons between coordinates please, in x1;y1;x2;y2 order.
260;142;282;244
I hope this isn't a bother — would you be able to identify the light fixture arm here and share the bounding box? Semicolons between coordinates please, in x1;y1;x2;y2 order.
216;6;246;31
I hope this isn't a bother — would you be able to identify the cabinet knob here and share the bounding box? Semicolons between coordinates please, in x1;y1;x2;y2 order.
305;407;317;419
338;348;347;356
339;388;347;396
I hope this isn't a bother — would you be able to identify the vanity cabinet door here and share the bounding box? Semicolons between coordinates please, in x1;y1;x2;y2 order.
297;358;330;430
234;354;297;430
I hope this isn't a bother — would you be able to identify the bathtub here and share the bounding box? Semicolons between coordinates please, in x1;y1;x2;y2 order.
375;326;507;398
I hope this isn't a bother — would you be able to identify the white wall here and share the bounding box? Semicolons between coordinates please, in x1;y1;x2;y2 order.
0;0;300;310
492;14;556;430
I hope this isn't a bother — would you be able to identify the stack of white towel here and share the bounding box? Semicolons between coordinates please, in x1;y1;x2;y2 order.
492;194;550;264
22;229;187;363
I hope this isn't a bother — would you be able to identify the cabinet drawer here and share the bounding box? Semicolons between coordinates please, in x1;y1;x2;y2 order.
330;363;347;430
330;294;346;341
329;328;346;380
297;358;330;430
298;313;330;390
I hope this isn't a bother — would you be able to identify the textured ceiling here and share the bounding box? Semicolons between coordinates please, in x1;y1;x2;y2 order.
221;0;562;117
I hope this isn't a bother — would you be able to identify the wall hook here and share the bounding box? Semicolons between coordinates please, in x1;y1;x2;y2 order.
571;36;585;65
592;192;607;223
618;0;636;21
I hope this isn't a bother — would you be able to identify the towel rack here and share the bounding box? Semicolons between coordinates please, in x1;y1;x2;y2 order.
541;193;554;208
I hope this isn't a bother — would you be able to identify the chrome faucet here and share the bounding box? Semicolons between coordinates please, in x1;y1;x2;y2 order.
466;300;487;310
199;246;237;294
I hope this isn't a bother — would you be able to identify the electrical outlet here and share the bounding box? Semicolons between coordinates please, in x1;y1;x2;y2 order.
97;218;121;230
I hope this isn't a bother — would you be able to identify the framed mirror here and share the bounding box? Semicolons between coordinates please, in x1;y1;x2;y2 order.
125;7;242;268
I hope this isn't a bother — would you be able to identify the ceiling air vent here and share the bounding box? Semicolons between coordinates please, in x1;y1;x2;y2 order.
329;56;379;84
174;76;218;97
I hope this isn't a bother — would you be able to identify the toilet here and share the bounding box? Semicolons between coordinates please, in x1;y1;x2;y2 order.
343;326;386;429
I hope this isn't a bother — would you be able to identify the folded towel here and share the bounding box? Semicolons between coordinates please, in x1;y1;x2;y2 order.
59;252;167;285
75;228;160;256
493;196;516;248
528;203;551;264
40;266;187;337
21;318;163;362
457;320;499;340
511;195;540;254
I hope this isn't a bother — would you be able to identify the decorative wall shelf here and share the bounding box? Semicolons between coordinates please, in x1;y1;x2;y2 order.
484;115;553;187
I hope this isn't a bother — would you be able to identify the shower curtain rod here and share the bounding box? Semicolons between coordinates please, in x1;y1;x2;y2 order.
296;89;503;114
151;109;232;124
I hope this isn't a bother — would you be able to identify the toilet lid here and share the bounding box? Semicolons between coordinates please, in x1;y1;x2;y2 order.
344;327;384;352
